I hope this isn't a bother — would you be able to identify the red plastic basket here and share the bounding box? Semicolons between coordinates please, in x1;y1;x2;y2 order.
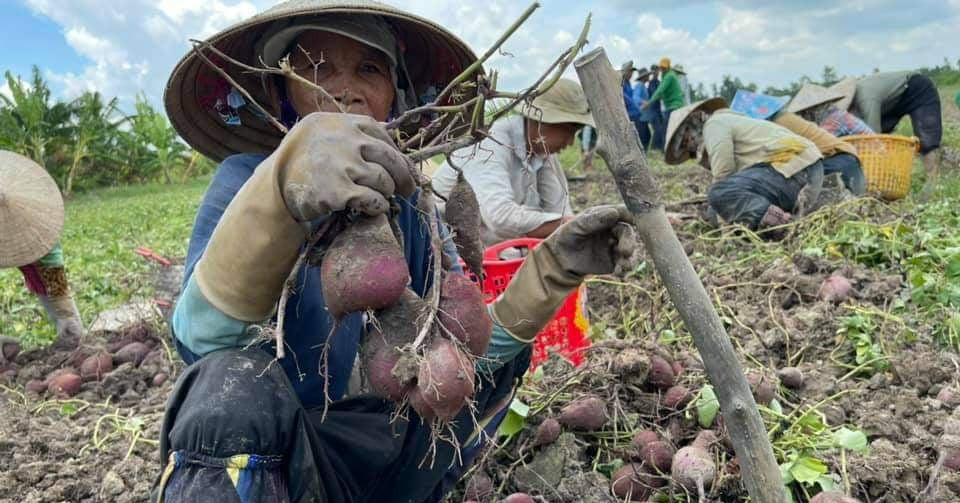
465;238;591;370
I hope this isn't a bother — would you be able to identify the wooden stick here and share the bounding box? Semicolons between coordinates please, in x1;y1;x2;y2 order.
574;47;786;503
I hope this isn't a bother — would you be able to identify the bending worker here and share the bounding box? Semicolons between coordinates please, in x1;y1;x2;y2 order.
787;83;874;137
831;71;944;194
432;78;595;245
732;89;866;196
665;98;824;239
0;150;84;364
156;1;636;502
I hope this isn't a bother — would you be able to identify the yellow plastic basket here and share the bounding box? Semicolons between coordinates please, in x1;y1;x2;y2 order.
843;134;919;200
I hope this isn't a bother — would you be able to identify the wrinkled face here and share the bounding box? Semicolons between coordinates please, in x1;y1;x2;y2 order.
284;31;395;121
526;119;581;155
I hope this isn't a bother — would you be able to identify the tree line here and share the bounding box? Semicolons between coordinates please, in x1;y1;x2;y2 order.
0;67;215;196
690;59;960;106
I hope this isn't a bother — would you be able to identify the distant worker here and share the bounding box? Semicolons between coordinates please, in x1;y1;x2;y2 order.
733;89;866;196
620;61;653;150
642;58;685;142
0;150;85;363
665;98;824;239
432;79;595;245
647;64;665;150
632;67;656;150
831;71;943;195
674;64;692;105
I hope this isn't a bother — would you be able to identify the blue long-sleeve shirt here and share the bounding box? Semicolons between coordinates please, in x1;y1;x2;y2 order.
172;153;527;409
632;83;654;123
622;80;642;121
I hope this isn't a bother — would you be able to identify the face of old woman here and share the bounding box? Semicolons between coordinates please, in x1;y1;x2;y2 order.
284;31;396;122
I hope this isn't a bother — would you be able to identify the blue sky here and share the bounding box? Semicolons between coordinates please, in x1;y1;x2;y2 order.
3;0;959;112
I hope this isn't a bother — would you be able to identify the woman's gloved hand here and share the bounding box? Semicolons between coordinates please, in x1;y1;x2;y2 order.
195;112;416;322
490;205;637;342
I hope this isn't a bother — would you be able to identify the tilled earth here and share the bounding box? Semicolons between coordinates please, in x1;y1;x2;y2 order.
2;157;960;503
0;321;180;503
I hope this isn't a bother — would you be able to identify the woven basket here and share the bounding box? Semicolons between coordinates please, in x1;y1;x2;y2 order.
843;134;919;200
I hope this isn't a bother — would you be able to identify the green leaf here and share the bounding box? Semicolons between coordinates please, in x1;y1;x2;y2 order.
509;398;530;418
816;475;837;492
833;427;868;453
779;462;795;485
696;384;719;428
789;455;828;484
498;410;526;437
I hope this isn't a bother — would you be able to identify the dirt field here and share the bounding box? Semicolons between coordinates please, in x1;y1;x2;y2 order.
2;154;960;502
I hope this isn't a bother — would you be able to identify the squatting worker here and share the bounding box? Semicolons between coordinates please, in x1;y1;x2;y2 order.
665;98;824;239
831;72;944;195
733;89;867;196
431;78;594;246
156;2;637;502
0;150;84;365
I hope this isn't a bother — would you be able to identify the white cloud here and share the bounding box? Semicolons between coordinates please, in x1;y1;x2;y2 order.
18;0;960;113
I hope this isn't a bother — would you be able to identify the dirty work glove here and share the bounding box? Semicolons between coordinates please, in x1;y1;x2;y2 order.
490;205;636;342
195;112;416;321
38;294;85;340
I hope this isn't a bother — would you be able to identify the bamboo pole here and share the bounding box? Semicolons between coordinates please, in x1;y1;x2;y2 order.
574;47;786;503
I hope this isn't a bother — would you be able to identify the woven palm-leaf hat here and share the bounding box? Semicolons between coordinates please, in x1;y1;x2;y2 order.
0;150;64;268
664;97;727;164
786;83;846;113
165;0;478;162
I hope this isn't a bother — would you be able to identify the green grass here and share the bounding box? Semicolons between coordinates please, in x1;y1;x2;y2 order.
0;177;210;347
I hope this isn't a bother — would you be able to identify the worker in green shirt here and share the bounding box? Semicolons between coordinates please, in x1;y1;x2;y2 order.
642;57;686;136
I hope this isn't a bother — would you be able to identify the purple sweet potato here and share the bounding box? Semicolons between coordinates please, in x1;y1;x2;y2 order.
47;371;82;397
937;386;960;409
671;444;716;493
464;471;494;501
26;379;47;394
613;348;650;379
640;440;675;473
558;396;607;431
321;214;410;319
632;430;660;451
445;171;485;278
362;289;426;400
663;385;692;409
2;339;20;361
777;367;804;389
500;494;534;503
152;373;169;387
533;417;562;447
610;463;657;501
114;342;151;366
80;352;113;381
692;430;719;450
647;355;676;390
819;275;853;303
415;337;475;421
437;273;492;356
809;491;862;503
746;371;778;406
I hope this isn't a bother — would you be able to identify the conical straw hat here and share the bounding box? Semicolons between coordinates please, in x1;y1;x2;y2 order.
664;97;727;165
785;83;845;113
829;77;857;111
0;151;64;268
165;0;479;162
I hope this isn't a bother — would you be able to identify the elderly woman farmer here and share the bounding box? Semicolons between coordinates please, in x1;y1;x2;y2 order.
732;89;867;196
665;98;824;238
157;2;636;502
0;150;84;364
831;72;944;194
431;78;594;245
